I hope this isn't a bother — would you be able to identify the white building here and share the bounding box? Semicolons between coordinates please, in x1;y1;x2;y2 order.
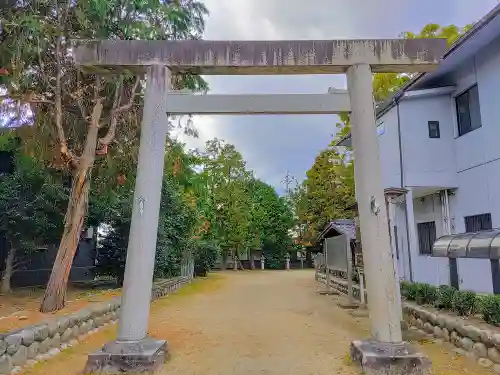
337;4;500;293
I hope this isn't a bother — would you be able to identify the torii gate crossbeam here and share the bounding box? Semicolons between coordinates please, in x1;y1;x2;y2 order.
167;92;351;115
75;38;446;375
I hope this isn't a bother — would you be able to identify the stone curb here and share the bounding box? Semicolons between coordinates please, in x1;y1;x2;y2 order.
0;276;190;375
404;302;500;373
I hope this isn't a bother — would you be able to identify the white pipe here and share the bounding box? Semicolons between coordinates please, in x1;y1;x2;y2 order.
387;197;403;323
443;190;452;235
441;190;453;287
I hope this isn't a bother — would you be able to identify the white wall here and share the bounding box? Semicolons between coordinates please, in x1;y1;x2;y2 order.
452;37;500;173
451;60;487;172
377;36;500;293
448;161;498;293
441;36;500;293
377;94;457;189
399;96;457;188
393;191;493;293
377;107;402;188
411;194;450;286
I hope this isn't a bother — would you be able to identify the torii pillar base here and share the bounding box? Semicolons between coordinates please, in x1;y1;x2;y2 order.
84;338;168;374
350;340;431;375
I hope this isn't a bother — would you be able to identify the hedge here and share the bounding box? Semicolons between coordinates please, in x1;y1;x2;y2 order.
400;281;500;326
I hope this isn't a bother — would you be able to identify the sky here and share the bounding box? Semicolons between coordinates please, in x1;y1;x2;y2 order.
176;0;499;194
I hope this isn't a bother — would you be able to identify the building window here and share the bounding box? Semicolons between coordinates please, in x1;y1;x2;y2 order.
456;85;482;136
417;221;436;255
428;121;440;138
465;213;492;232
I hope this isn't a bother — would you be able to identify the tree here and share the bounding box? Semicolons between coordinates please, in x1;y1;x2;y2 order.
401;23;473;45
262;196;294;269
90;180;134;286
0;0;208;311
193;138;295;270
197;139;252;269
192;240;220;277
245;178;294;268
244;179;267;269
290;115;355;244
373;23;472;102
94;137;200;284
292;23;472;243
0;135;67;293
155;174;197;279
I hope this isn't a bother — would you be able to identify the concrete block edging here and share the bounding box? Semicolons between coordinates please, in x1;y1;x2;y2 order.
404;302;500;372
0;276;190;375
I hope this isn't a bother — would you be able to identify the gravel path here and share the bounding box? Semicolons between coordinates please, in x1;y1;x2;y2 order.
23;270;492;375
161;270;360;375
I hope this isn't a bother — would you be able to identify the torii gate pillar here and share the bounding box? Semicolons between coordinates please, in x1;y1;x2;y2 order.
347;64;432;373
84;64;171;374
74;38;446;375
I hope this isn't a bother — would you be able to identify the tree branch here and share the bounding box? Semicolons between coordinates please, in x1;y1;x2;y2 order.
99;76;140;146
97;80;122;145
115;76;141;114
13;258;31;270
68;74;88;122
53;1;76;168
0;93;55;105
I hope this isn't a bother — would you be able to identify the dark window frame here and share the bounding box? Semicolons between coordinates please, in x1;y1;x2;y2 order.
417;221;437;256
428;121;440;138
464;213;492;232
455;84;482;137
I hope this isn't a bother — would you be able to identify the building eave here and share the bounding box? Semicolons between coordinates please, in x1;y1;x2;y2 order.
377;1;500;114
316;220;356;243
335;2;500;147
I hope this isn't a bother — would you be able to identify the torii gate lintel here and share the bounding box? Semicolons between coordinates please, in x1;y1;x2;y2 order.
74;38;445;74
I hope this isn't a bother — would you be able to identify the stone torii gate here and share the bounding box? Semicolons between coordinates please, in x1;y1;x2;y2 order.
74;39;446;374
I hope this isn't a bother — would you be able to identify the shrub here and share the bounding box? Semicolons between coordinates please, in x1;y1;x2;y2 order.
193;240;220;277
400;281;411;298
434;285;457;310
479;294;500;326
405;282;419;301
452;290;477;316
414;283;437;305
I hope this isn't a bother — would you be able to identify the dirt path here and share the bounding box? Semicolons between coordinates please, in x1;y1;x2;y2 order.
0;287;121;332
23;271;493;375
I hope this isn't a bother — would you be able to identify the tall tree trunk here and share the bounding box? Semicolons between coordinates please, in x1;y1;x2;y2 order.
234;249;245;270
39;167;92;312
40;102;102;313
249;249;255;270
236;255;245;271
1;246;16;294
220;251;227;270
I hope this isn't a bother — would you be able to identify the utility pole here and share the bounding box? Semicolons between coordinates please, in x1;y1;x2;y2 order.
281;169;298;195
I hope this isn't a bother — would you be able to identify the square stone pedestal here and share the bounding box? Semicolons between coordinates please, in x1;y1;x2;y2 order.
337;300;360;309
350;339;431;375
317;290;339;295
84;338;168;374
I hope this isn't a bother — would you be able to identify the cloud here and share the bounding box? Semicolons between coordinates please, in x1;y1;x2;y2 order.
176;0;497;193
